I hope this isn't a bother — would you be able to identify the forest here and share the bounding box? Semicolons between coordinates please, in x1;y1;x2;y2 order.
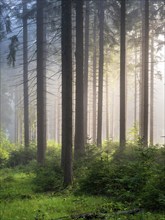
0;0;165;219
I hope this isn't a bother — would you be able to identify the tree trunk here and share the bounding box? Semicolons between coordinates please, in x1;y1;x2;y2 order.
110;88;114;141
84;0;89;144
22;0;29;149
74;0;84;159
150;32;154;145
139;0;144;138
0;44;1;132
120;0;126;149
141;0;149;146
97;0;104;147
57;100;61;144
36;0;46;164
164;34;165;145
93;11;97;143
61;0;73;186
106;72;109;141
134;42;138;141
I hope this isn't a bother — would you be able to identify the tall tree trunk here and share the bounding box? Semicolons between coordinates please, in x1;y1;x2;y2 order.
84;0;89;144
14;89;18;143
74;0;84;159
22;0;29;148
61;0;73;186
106;71;109;141
0;44;1;132
0;7;1;133
93;11;97;143
134;43;138;141
97;0;104;147
54;99;56;142
110;88;114;141
57;100;61;144
141;0;149;146
164;33;165;145
36;0;46;164
139;0;144;138
150;32;154;145
120;0;126;149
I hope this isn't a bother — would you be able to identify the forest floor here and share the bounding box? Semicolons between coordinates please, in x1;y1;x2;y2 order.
0;167;165;220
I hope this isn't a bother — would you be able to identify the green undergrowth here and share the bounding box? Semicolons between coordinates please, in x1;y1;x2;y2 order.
76;145;165;211
0;138;165;219
0;167;165;220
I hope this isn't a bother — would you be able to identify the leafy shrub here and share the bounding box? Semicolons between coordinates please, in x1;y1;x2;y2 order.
77;145;165;210
140;165;165;211
0;148;9;167
78;156;148;202
7;147;36;167
0;130;13;167
46;145;61;163
33;160;63;192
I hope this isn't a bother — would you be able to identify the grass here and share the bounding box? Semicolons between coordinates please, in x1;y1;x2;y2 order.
0;168;165;220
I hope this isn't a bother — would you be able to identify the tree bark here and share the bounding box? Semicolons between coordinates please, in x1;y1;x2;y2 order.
74;0;84;159
97;0;104;147
134;40;138;141
150;32;154;145
84;0;89;144
61;0;73;185
141;0;149;146
22;0;29;149
120;0;126;149
93;11;97;144
106;72;109;141
36;0;46;164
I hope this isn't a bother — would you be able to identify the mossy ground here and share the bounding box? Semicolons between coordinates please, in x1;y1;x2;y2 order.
0;168;165;220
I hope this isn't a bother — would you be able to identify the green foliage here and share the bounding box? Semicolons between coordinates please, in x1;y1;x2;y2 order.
1;140;165;215
32;143;63;193
0;166;165;219
7;147;36;167
127;123;139;143
0;147;9;167
33;160;63;193
0;168;34;202
46;143;61;162
0;130;13;167
76;145;165;211
139;165;165;211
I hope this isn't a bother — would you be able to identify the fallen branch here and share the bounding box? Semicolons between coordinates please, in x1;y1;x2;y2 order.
116;208;141;215
71;212;105;219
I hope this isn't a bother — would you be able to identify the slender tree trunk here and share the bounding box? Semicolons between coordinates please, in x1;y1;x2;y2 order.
57;100;60;144
22;0;29;148
0;7;1;133
0;42;1;132
97;0;104;147
36;0;46;164
134;43;138;141
14;89;18;143
150;32;154;145
74;0;84;159
61;0;73;185
141;0;149;146
93;11;97;143
110;88;114;141
84;0;89;144
164;33;165;145
120;0;126;149
54;99;56;142
106;72;109;141
139;0;144;138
